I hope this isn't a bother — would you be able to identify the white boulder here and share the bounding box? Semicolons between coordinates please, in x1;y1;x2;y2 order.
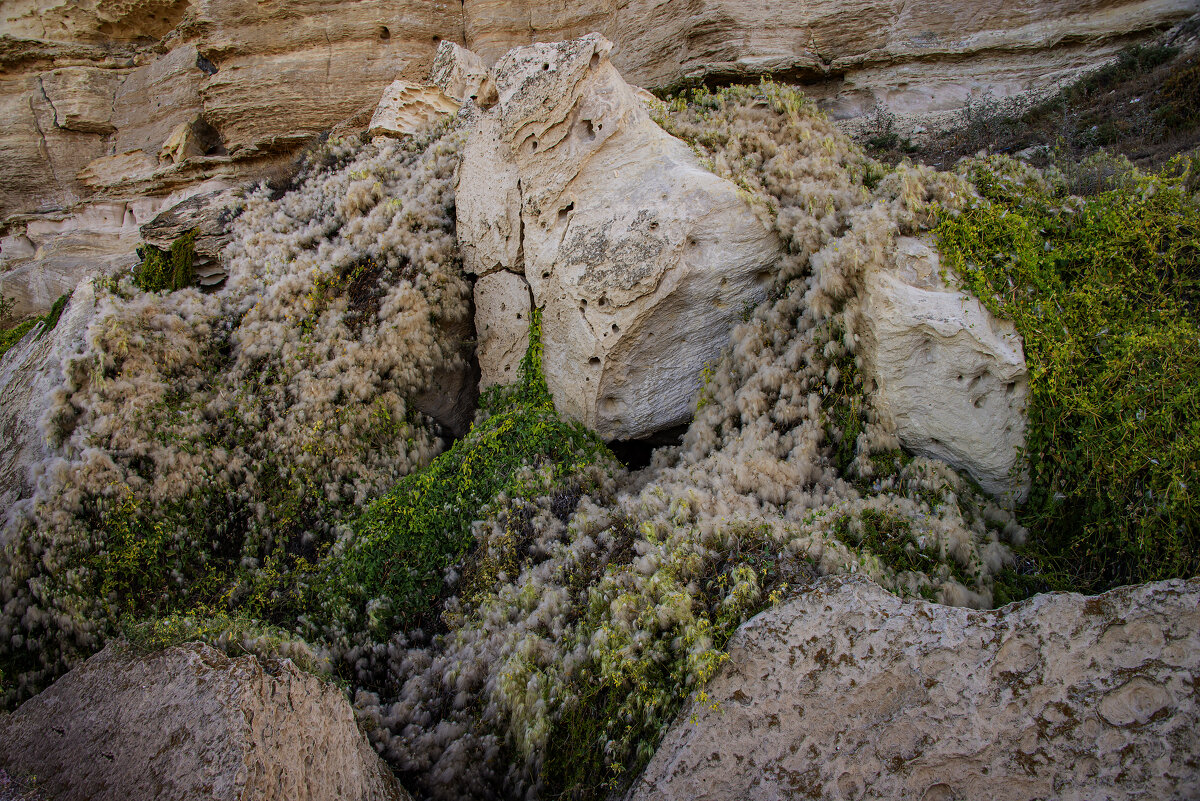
458;35;782;440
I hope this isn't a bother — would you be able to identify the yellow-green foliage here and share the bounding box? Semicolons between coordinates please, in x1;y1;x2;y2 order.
937;155;1200;591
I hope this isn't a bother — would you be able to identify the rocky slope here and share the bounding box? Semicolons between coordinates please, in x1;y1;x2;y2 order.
1;0;1192;316
631;575;1200;801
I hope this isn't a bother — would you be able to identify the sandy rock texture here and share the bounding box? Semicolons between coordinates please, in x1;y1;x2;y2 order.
462;0;1194;120
860;236;1029;503
0;642;409;801
0;280;96;539
0;0;1189;315
630;574;1200;801
460;35;781;440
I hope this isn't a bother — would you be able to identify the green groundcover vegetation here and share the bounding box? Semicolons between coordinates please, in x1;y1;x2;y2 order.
937;155;1200;595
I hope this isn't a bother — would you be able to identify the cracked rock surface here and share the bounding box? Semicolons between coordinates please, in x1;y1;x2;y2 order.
630;575;1200;801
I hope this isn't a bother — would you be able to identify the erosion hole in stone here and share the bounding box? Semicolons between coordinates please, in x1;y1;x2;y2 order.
542;63;550;71
559;202;574;220
589;357;600;366
542;271;551;279
581;119;596;140
599;296;608;307
378;25;390;40
611;323;620;333
608;424;687;470
756;269;773;285
956;373;964;383
589;53;600;70
516;312;523;320
1005;381;1017;396
649;221;659;231
968;374;983;393
530;140;538;152
579;299;587;308
973;397;985;409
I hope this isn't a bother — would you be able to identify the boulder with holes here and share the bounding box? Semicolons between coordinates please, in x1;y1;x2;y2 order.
458;35;782;440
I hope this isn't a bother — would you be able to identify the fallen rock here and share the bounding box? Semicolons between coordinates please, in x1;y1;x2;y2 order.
0;280;95;537
367;80;460;138
860;236;1029;503
460;35;781;439
0;642;409;801
630;575;1200;801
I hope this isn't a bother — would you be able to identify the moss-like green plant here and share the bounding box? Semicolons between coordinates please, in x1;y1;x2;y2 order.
937;155;1200;591
133;230;197;292
317;308;612;634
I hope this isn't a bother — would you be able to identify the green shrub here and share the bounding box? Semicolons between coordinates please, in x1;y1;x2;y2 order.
937;155;1200;591
316;308;612;634
133;230;197;292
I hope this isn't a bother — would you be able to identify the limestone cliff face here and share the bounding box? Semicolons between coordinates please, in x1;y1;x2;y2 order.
0;0;1192;315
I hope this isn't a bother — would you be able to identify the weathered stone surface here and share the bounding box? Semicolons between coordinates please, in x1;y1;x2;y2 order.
630;574;1200;801
39;67;121;134
367;80;459;139
462;0;1194;123
431;40;495;105
860;236;1029;503
463;35;782;440
0;280;95;536
1;183;231;317
475;270;531;389
110;43;204;157
0;642;410;801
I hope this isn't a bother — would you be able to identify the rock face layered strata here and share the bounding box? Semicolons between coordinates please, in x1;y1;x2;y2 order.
0;642;409;801
459;35;782;440
630;575;1200;801
860;236;1029;503
1;1;1190;316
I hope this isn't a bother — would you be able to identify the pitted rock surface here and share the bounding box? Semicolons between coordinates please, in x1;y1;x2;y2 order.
0;642;409;801
460;35;782;440
629;575;1200;801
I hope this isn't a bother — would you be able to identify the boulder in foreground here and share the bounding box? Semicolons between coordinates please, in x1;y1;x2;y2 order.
0;643;408;801
630;575;1200;801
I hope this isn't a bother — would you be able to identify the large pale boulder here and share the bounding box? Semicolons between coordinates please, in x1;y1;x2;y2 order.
860;237;1029;503
0;280;95;536
0;642;410;801
630;575;1200;801
460;35;782;440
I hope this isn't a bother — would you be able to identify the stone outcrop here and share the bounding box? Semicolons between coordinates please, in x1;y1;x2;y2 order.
459;35;781;440
860;236;1029;503
367;80;460;138
0;280;95;538
630;575;1200;801
0;642;410;801
461;1;1194;123
1;1;1190;315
